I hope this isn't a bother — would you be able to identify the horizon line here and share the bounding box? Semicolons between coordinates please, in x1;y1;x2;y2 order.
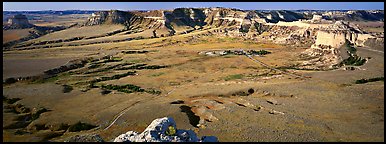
4;8;385;12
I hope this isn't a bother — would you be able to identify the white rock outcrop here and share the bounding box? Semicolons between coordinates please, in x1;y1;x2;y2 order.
113;117;218;142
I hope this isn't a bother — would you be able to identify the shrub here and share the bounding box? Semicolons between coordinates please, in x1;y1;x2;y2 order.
116;64;168;70
145;89;162;95
4;77;17;84
121;50;149;54
68;122;97;132
248;88;255;94
355;77;384;84
3;96;21;104
100;89;111;95
340;55;367;66
248;50;271;55
101;84;145;93
88;64;102;69
62;85;73;93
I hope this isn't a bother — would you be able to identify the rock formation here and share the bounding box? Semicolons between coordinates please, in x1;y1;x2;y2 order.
84;8;383;34
4;14;34;29
81;8;383;69
113;117;218;142
298;20;377;69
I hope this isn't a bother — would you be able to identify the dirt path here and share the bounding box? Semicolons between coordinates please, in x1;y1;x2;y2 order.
242;50;309;79
104;100;142;130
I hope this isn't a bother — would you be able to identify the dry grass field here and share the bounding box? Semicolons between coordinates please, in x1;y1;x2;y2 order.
2;16;384;142
28;14;90;27
3;29;31;43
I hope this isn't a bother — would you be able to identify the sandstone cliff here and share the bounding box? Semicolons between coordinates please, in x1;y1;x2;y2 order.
81;8;383;69
4;14;34;29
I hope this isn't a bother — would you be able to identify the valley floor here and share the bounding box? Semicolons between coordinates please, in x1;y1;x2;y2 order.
3;32;384;142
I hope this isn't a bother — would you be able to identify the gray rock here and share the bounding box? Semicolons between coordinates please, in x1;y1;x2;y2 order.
113;117;218;142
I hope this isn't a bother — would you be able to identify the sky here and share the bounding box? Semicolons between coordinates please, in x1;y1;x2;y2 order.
3;2;384;11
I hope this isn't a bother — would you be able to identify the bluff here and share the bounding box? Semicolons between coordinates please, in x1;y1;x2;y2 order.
4;14;34;29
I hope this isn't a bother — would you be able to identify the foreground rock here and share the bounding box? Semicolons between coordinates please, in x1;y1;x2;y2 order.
113;117;218;142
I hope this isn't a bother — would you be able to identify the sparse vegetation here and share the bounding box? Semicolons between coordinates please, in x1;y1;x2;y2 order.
247;50;272;55
88;64;102;69
99;57;123;63
101;84;145;93
100;89;112;95
68;121;97;132
3;8;385;142
224;74;243;81
84;62;134;74
4;77;17;85
121;50;149;54
341;55;367;66
355;77;384;84
62;85;73;93
150;72;165;77
88;71;137;88
145;89;162;95
31;75;59;84
338;41;366;66
115;64;168;70
3;96;21;104
100;71;136;81
100;84;161;95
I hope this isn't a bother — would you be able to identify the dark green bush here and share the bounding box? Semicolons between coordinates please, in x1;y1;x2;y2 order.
341;55;367;66
68;122;97;132
145;89;162;95
101;89;112;95
4;77;17;84
88;64;102;69
116;64;168;70
355;77;384;84
62;85;73;93
248;50;272;55
101;84;145;93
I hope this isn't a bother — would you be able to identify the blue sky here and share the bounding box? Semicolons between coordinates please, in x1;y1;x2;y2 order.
3;2;384;11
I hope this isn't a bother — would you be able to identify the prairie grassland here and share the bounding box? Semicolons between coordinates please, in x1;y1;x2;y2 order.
3;24;384;142
3;29;31;43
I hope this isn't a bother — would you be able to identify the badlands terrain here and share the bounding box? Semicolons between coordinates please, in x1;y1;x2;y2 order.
2;8;384;142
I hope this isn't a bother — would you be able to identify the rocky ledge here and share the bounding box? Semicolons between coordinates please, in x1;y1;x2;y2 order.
114;117;218;142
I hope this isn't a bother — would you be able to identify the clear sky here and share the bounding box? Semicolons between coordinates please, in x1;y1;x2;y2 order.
3;2;384;11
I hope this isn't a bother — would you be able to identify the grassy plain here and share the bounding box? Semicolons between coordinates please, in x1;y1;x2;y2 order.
2;21;384;142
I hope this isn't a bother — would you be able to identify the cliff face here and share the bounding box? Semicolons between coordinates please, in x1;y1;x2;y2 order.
85;10;136;26
83;8;382;69
4;14;34;29
84;8;383;35
300;21;376;69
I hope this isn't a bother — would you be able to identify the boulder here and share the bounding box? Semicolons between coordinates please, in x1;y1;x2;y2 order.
113;117;218;142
